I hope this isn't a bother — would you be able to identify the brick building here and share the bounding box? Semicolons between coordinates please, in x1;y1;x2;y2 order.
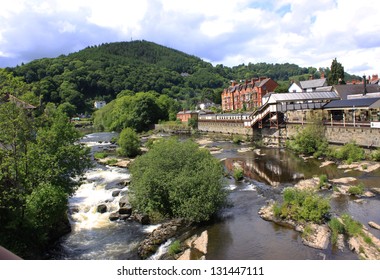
221;77;278;111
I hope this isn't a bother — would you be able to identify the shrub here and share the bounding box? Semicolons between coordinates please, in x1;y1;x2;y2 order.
117;127;141;158
328;217;345;245
106;158;118;165
233;135;243;144
129;138;228;222
233;168;244;181
286;123;329;157
168;240;182;256
333;142;365;163
371;148;380;161
94;152;107;159
318;174;328;188
348;183;365;196
341;214;363;237
274;188;330;224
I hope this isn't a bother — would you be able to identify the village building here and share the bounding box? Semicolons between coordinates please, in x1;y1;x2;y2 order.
221;77;278;111
0;93;36;110
176;110;199;123
288;74;330;93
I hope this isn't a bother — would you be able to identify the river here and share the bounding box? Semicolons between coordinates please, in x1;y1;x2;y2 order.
48;132;380;260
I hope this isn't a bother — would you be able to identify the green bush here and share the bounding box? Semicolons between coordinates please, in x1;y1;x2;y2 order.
117;127;141;158
274;188;330;224
333;142;365;163
129;138;228;222
341;214;363;237
328;217;345;245
286;123;329;157
94;152;107;159
168;240;182;256
233;168;244;181
371;148;380;161
348;183;365;196
318;174;328;188
233;135;243;144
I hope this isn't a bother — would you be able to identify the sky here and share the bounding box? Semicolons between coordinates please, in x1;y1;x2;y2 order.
0;0;379;76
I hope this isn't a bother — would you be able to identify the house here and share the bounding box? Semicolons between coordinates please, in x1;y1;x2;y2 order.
94;101;106;109
288;74;329;93
197;99;216;110
221;77;278;111
176;110;199;123
333;84;380;100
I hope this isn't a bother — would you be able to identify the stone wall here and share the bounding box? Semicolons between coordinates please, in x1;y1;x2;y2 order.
198;120;253;136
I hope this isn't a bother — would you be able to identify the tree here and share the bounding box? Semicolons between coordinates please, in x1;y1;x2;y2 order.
117;128;141;158
129;138;228;222
327;58;345;85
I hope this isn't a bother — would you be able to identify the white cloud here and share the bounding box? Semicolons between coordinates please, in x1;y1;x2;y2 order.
0;0;379;75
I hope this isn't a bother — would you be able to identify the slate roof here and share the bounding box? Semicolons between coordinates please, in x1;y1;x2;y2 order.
334;84;380;99
300;78;327;89
323;97;380;110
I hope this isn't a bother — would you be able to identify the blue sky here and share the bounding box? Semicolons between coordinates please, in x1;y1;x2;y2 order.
0;0;379;76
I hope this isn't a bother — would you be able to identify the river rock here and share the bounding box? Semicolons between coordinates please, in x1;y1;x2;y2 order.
112;190;121;197
119;196;130;207
109;212;120;221
192;231;208;255
294;177;320;191
320;161;335;168
137;218;188;259
330;177;357;184
177;249;191;260
97;204;107;213
301;224;331;250
134;213;150;225
336;234;345;251
119;206;132;215
368;221;380;230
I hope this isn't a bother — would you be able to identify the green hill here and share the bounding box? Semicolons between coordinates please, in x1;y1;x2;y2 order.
4;40;361;114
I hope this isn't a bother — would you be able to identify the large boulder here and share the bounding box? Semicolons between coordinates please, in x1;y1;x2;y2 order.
119;206;132;215
119;196;130;208
97;204;107;213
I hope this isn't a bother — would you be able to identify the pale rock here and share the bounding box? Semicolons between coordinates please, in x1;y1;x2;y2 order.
368;221;380;230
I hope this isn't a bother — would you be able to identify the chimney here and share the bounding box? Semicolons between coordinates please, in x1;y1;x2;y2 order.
309;74;313;80
363;75;367;95
320;72;325;79
231;80;237;86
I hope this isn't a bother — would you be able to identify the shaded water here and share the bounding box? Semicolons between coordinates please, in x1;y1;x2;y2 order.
50;133;380;260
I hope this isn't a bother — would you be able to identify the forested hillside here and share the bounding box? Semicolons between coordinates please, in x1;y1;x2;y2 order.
3;40;361;114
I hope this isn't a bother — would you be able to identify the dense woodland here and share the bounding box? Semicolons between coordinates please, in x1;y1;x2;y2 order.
3;40;361;116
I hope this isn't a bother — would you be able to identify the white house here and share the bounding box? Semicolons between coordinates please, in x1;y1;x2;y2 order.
94;101;107;109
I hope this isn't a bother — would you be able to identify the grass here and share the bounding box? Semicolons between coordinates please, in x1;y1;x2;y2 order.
318;174;328;188
233;168;244;181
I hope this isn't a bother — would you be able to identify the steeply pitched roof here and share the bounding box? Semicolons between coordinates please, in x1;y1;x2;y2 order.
323;97;380;110
1;93;36;109
299;78;327;89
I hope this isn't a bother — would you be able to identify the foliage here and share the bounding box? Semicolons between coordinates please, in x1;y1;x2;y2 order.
370;148;380;161
332;142;365;163
328;217;345;245
129;138;227;222
318;174;329;189
168;240;182;256
348;183;365;196
232;135;243;144
286;123;329;157
327;58;345;85
0;93;91;258
341;214;363;237
94;152;107;159
273;188;330;224
93;92;167;132
187;118;197;129
233;168;244;181
117;127;141;158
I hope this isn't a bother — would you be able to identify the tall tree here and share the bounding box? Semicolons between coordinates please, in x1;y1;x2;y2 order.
327;58;345;85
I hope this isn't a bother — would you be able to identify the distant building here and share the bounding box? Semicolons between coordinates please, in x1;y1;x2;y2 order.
0;93;36;110
197;99;215;110
94;101;106;109
288;74;329;93
221;77;278;111
176;110;199;123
